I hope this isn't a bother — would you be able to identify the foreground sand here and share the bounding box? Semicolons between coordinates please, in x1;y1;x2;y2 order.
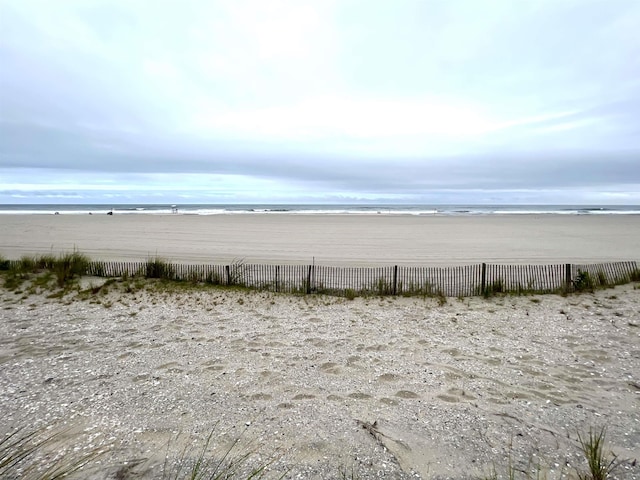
1;214;639;265
1;279;639;479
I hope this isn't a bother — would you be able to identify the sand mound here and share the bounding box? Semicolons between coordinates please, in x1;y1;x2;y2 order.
1;281;639;479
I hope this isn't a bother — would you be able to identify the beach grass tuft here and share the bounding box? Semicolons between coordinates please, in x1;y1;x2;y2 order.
52;251;91;287
376;277;393;296
227;259;248;286
573;270;595;293
0;251;91;292
1;423;282;480
0;254;11;271
0;426;106;480
576;426;621;480
338;465;361;479
161;426;281;480
143;257;176;280
483;279;505;298
205;270;224;285
479;427;628;480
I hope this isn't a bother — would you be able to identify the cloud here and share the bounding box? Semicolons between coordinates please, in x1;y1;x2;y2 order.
1;0;639;204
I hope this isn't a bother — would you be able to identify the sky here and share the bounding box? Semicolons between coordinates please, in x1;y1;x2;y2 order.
1;0;639;205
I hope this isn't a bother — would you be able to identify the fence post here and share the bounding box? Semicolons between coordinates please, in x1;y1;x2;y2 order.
275;265;280;293
225;265;231;285
565;263;572;292
306;265;313;294
393;265;398;295
481;263;487;294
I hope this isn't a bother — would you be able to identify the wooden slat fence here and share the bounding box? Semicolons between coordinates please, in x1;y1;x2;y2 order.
484;264;567;294
2;258;638;297
396;264;483;297
572;261;639;288
87;260;639;296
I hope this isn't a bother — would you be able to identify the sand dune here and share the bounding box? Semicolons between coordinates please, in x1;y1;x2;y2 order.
1;280;639;478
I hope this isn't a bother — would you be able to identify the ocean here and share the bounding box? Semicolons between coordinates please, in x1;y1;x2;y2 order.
0;204;639;216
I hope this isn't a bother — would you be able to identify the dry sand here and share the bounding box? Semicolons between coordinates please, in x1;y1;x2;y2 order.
1;213;639;265
1;279;639;479
1;214;639;478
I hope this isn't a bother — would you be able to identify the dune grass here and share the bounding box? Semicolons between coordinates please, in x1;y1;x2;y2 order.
0;252;91;294
573;270;595;293
481;426;632;480
1;424;282;480
0;426;106;480
576;427;622;480
160;428;279;480
142;256;176;280
2;422;632;480
51;251;91;287
1;252;638;300
0;254;10;271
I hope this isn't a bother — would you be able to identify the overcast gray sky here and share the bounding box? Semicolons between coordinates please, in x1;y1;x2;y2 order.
1;0;639;204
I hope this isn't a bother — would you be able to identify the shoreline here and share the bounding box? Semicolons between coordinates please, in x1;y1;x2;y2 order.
2;203;640;217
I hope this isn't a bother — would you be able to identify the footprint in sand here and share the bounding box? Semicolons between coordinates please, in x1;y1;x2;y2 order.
364;344;387;352
305;337;327;347
249;393;272;401
203;364;225;372
292;393;316;400
348;392;373;400
436;387;475;403
442;347;462;357
157;361;184;373
395;390;420;399
436;394;460;403
346;355;362;366
319;362;341;374
132;373;161;383
573;348;612;363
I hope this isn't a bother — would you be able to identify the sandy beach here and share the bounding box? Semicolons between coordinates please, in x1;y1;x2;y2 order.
1;213;639;478
1;279;639;479
1;214;639;266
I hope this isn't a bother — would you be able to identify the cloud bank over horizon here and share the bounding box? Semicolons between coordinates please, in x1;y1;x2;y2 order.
1;0;639;204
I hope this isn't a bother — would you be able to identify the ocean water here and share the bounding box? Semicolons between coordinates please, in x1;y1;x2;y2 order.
0;204;639;215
